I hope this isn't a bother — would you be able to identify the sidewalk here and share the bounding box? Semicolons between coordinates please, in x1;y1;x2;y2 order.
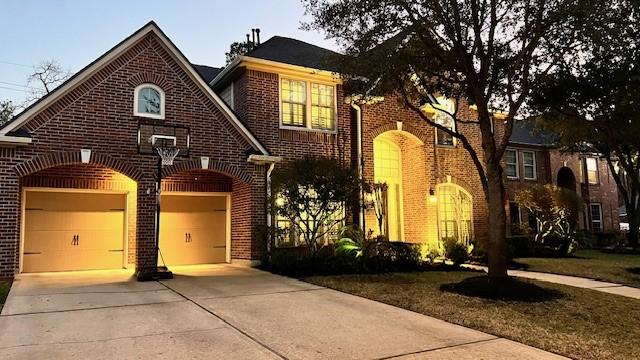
465;264;640;300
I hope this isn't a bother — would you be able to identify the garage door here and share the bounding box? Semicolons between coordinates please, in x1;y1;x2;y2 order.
159;194;228;266
23;191;126;273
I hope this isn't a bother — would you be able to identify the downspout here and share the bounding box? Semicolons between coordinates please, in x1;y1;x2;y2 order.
266;162;276;253
351;101;365;230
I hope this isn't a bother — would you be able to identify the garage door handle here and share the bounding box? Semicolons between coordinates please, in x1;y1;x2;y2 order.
72;234;79;246
185;233;192;243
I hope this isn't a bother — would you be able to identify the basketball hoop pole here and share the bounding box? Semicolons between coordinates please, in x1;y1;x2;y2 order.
151;148;178;280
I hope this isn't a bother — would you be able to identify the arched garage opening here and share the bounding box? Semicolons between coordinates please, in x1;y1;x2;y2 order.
159;169;253;266
20;164;137;273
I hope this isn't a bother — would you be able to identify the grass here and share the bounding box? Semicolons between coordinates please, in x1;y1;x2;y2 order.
514;249;640;288
306;271;640;360
0;279;11;312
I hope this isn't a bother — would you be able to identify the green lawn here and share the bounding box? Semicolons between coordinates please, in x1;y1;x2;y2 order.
306;271;640;360
515;249;640;287
0;280;11;312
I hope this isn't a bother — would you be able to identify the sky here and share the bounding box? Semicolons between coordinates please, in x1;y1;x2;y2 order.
0;0;338;105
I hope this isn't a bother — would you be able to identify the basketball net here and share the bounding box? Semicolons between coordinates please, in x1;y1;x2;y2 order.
156;147;180;166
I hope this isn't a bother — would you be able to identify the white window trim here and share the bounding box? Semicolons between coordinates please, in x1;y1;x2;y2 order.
432;99;457;147
278;75;338;133
522;150;537;180
590;203;603;231
133;83;165;120
435;183;474;244
505;149;519;179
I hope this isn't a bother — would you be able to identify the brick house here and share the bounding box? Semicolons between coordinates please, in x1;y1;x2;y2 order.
505;121;620;235
0;22;619;278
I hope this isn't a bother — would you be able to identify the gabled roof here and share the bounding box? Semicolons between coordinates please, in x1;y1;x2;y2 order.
192;64;223;84
1;21;268;155
247;36;341;73
509;119;556;147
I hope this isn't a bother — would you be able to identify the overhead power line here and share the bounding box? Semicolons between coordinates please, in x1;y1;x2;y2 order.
0;85;30;93
0;60;33;68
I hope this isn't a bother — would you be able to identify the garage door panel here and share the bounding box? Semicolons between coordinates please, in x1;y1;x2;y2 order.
23;191;126;273
159;194;228;266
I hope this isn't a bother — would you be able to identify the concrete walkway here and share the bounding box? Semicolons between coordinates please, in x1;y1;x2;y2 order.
466;264;640;299
0;265;567;359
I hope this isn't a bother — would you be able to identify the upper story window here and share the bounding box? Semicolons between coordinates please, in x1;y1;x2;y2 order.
280;77;336;131
505;149;519;179
585;157;599;184
522;151;536;180
134;84;165;119
432;98;456;146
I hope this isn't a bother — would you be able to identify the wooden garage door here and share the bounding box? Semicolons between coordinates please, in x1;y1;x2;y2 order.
159;194;227;266
23;191;126;273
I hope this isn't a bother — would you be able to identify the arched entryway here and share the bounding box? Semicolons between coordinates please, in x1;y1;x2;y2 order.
19;163;138;273
372;130;427;242
557;167;577;192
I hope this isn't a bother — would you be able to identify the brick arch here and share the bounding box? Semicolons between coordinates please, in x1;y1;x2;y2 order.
14;151;143;181
161;158;253;184
434;175;476;196
370;122;428;144
127;71;174;91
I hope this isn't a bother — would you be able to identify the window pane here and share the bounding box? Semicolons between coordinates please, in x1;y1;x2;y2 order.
523;152;535;179
434;111;455;146
281;79;306;127
505;150;518;178
438;185;473;245
586;158;599;184
310;83;335;130
590;204;602;232
138;87;161;114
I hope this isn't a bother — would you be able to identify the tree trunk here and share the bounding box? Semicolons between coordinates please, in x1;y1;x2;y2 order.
485;165;509;280
627;208;640;248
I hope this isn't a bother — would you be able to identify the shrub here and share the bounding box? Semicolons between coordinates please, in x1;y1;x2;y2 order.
419;241;444;263
443;238;471;265
507;235;533;258
362;240;421;272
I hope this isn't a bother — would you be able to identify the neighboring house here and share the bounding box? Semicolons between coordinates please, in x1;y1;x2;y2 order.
0;22;619;278
505;120;620;235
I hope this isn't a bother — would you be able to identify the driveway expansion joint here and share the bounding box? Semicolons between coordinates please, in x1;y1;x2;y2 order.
157;280;288;360
197;287;327;301
0;299;187;317
373;337;502;360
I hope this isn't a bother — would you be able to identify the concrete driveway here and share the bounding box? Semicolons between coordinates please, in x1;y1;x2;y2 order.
0;265;566;359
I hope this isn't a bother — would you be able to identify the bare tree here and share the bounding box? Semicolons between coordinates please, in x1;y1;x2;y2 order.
25;60;71;104
0;100;16;126
304;0;585;280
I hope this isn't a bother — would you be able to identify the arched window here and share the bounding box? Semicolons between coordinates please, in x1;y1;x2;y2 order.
437;183;473;245
134;84;165;119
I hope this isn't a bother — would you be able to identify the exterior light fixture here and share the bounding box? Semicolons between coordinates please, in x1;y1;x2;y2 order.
429;189;437;204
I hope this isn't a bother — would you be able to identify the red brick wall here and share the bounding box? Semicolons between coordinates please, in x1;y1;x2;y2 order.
505;148;620;233
233;69;352;165
0;32;266;276
361;95;490;244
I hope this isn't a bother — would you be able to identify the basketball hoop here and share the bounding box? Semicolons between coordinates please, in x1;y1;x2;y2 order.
156;146;180;166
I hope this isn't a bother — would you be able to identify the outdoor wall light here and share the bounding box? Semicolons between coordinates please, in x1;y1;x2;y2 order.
429;189;437;204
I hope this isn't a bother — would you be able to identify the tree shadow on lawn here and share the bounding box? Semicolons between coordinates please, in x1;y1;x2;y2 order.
440;276;564;302
627;267;640;275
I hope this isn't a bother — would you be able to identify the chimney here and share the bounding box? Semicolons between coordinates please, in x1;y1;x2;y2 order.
256;28;261;45
246;33;251;50
251;29;256;48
